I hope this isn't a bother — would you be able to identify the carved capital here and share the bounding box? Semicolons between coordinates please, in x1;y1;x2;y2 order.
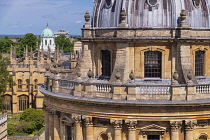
110;119;122;129
185;120;197;130
125;120;137;130
72;115;82;124
170;121;182;131
84;116;93;126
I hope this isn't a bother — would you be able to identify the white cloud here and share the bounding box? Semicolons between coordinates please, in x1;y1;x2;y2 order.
75;20;82;24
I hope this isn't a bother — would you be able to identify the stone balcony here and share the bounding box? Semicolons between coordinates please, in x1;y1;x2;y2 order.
45;75;210;101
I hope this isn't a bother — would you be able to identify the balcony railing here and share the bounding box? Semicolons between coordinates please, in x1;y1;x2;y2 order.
195;84;210;93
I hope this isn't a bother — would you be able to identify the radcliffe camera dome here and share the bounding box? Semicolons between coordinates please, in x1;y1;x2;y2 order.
41;26;54;37
92;0;209;28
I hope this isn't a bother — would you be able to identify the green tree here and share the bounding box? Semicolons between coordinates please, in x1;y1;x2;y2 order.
55;35;73;53
0;36;14;53
16;33;38;58
0;53;14;112
20;108;44;131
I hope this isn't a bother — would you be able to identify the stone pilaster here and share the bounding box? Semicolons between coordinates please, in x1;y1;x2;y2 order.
53;111;60;140
49;109;54;140
110;119;122;140
44;107;50;140
84;117;94;140
170;121;182;140
125;120;137;140
73;115;83;140
185;120;197;140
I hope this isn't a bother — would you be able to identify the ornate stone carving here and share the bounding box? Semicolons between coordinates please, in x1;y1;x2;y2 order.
129;70;135;81
115;70;121;82
185;120;197;130
180;9;188;27
125;120;137;130
84;11;90;23
110;119;122;129
84;117;93;126
187;70;193;84
172;71;179;84
170;121;182;131
87;69;94;78
73;115;82;124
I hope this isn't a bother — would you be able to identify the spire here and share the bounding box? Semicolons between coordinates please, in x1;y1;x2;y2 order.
30;47;33;60
10;45;13;59
46;23;48;28
23;47;26;57
26;45;28;57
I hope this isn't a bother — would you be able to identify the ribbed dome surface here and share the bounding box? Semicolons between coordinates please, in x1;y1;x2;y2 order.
41;26;54;37
92;0;210;28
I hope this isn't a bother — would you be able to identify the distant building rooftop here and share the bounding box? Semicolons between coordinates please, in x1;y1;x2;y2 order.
54;30;70;38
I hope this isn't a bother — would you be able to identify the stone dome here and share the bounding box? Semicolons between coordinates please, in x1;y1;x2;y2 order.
41;26;54;37
92;0;210;29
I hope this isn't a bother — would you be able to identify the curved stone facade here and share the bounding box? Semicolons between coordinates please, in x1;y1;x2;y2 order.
41;1;210;140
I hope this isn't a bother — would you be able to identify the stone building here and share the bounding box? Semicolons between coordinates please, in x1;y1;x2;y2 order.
0;114;7;140
4;44;71;113
40;0;210;140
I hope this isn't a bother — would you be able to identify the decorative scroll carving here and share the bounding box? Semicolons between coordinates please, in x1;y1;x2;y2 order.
110;119;122;129
185;120;197;130
72;115;82;124
84;116;93;126
125;120;137;130
170;121;182;131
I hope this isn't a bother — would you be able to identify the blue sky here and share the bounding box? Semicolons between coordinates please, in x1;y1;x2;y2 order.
0;0;93;35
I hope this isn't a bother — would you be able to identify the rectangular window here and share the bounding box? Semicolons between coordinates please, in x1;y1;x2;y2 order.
195;51;205;76
144;51;162;78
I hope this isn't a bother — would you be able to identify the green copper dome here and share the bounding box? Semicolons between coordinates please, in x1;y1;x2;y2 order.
41;26;54;37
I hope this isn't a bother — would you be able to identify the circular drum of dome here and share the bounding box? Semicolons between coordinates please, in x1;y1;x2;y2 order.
147;0;158;6
193;0;200;7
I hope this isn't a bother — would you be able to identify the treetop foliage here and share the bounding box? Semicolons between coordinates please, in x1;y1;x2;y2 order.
55;34;73;53
0;36;14;53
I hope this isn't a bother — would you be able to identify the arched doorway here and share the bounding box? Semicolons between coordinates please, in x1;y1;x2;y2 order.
4;95;12;112
199;135;207;140
101;50;111;77
98;133;109;140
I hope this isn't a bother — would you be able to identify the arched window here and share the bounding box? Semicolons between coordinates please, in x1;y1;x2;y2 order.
34;79;38;89
199;135;207;140
98;133;109;140
195;50;205;76
17;79;22;90
193;0;200;7
19;95;29;111
50;40;52;45
101;50;111;76
4;95;12;112
144;51;162;78
45;40;47;45
26;79;30;90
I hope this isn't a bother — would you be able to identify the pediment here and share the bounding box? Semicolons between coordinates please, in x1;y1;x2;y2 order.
140;124;166;132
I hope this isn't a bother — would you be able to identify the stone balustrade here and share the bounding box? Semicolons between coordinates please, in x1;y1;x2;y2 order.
195;84;210;94
46;77;210;101
0;114;7;125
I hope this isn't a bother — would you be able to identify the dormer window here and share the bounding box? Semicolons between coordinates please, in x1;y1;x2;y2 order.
193;0;200;7
147;0;158;6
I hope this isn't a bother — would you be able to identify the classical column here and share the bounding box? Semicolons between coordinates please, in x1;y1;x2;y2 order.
170;121;182;140
53;111;60;140
110;119;122;140
44;107;50;140
185;120;197;140
49;110;54;140
126;120;137;140
73;115;83;140
85;117;94;140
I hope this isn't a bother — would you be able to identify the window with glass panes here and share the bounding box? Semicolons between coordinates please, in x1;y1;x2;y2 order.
144;51;162;78
195;51;205;76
